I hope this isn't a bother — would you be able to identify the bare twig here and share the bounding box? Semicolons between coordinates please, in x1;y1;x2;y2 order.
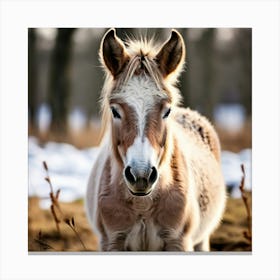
34;230;55;251
43;161;62;234
64;217;87;250
239;164;252;242
42;161;87;250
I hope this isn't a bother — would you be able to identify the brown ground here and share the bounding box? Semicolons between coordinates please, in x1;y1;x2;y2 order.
28;197;98;252
28;120;252;252
28;191;251;252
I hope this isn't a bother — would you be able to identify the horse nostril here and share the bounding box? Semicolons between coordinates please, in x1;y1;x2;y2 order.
148;166;158;184
124;166;136;184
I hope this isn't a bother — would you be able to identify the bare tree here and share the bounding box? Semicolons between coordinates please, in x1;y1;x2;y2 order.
28;28;38;130
47;28;76;135
196;29;216;120
236;28;252;117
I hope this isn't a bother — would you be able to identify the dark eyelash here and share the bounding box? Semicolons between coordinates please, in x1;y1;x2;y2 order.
163;108;171;119
111;107;121;119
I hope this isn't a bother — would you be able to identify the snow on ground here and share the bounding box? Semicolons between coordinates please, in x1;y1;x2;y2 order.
28;137;251;208
214;103;246;133
28;137;99;208
221;149;251;197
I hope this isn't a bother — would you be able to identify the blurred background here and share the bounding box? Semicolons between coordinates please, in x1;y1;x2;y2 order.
28;28;252;251
28;28;251;149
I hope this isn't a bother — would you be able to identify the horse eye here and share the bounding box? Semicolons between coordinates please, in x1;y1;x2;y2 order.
163;108;171;119
111;107;121;119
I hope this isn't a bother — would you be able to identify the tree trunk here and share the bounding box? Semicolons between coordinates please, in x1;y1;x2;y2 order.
28;28;37;131
48;28;75;135
196;29;216;120
237;28;252;117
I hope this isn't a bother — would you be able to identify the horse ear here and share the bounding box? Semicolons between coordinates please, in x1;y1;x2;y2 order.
156;29;185;78
100;28;129;77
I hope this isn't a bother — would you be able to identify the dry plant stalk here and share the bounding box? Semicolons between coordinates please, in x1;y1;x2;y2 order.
64;217;87;250
239;164;252;243
42;161;87;251
34;230;55;251
43;161;63;234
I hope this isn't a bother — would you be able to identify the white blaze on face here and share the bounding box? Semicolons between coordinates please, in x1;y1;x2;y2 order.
125;136;158;177
113;75;167;188
120;77;164;166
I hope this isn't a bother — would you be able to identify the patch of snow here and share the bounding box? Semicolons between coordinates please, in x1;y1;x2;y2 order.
36;103;51;133
214;103;246;133
28;137;252;208
68;108;87;132
221;149;251;198
28;137;98;208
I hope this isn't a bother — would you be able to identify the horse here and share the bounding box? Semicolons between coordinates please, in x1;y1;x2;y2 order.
86;28;226;251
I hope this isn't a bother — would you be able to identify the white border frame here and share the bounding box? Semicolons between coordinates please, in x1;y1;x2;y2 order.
1;0;279;279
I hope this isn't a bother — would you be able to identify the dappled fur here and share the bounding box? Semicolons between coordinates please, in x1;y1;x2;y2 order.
86;29;226;251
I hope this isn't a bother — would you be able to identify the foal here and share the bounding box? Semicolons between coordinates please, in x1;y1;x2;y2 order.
86;28;226;251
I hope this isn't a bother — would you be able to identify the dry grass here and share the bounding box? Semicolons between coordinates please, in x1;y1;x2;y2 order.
211;165;252;252
239;164;252;243
211;191;252;251
28;164;252;253
28;197;98;251
28;161;96;252
43;160;87;250
28;191;252;252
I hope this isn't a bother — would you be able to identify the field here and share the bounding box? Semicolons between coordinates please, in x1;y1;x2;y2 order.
28;122;252;252
28;192;251;252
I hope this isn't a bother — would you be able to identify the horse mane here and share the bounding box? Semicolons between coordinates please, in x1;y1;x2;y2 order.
98;35;184;143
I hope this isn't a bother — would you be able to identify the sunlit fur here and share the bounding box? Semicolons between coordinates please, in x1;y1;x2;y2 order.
86;29;226;251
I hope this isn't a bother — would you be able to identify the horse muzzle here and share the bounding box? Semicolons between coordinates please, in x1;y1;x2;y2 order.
124;165;158;196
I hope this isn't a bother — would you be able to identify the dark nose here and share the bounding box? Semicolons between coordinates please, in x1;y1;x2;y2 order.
148;166;158;184
124;166;137;185
124;166;158;187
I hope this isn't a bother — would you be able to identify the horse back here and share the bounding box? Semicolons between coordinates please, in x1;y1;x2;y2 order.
174;107;221;162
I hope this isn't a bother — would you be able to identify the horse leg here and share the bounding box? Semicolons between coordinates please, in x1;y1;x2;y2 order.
100;237;108;251
183;236;194;251
164;235;194;251
106;232;127;251
194;236;210;251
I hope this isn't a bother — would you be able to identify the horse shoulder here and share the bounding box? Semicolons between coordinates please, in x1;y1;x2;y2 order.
170;113;226;245
174;107;221;162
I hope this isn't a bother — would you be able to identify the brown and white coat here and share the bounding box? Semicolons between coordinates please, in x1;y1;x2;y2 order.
86;28;226;251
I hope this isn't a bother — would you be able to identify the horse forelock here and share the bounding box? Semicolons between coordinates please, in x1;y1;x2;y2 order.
98;37;182;145
101;38;181;98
